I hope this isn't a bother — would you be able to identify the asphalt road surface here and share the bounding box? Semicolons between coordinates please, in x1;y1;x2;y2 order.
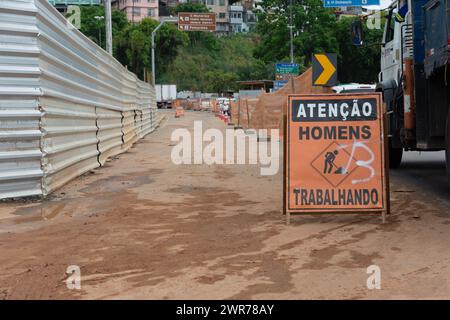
393;151;449;203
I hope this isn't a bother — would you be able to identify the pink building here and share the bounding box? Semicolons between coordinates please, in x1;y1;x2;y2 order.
117;0;159;22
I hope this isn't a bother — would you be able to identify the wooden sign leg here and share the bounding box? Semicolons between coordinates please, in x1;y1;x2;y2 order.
382;109;390;224
286;211;291;225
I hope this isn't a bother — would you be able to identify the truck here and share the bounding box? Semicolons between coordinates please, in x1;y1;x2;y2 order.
354;0;450;186
156;84;177;108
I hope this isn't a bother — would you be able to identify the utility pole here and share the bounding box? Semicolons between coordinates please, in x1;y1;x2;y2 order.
104;0;113;54
289;0;294;63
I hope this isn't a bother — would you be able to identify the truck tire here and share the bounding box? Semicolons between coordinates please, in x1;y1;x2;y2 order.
446;109;450;188
389;139;403;168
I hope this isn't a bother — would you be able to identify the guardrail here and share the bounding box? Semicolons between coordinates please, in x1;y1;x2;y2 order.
0;0;160;199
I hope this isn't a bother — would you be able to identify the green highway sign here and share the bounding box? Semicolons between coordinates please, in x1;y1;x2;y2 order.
275;63;299;75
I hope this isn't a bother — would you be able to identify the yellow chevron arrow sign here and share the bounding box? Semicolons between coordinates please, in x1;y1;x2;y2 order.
312;53;337;86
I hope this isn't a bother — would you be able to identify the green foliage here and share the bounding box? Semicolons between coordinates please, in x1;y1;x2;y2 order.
77;6;128;49
160;34;267;93
335;17;384;83
76;2;385;91
254;0;385;83
254;0;338;67
114;18;188;80
158;3;268;93
205;70;238;93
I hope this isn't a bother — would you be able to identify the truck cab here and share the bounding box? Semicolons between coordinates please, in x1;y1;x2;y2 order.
375;0;450;186
379;5;403;89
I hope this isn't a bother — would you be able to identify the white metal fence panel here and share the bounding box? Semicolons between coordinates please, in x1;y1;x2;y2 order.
97;107;123;165
0;0;158;199
0;0;43;198
121;110;138;151
39;97;99;194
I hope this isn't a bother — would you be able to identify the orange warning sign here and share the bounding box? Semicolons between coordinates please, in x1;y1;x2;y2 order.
285;93;387;215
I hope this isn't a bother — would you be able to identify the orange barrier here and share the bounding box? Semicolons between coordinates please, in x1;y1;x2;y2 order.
176;98;214;112
175;106;184;118
230;100;238;120
210;99;217;113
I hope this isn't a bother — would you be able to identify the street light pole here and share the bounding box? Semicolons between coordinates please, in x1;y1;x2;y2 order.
151;20;165;86
289;0;294;63
94;15;104;49
151;17;177;85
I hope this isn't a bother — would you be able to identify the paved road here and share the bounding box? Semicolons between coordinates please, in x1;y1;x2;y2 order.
0;110;450;299
392;151;449;202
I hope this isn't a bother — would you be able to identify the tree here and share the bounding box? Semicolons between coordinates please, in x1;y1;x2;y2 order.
114;18;188;80
78;6;128;49
205;71;238;93
254;0;385;83
254;0;338;67
160;34;268;92
334;17;384;83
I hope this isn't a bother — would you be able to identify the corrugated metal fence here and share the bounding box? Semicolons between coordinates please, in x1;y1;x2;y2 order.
0;0;160;199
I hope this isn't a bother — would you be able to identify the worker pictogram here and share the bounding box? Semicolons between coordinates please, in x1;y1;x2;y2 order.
310;141;358;187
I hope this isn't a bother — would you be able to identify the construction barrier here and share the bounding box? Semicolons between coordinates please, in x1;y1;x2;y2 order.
231;68;332;133
175;106;185;118
0;0;161;199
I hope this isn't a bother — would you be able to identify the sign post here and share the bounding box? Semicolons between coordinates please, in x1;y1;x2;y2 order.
284;93;388;223
178;12;216;32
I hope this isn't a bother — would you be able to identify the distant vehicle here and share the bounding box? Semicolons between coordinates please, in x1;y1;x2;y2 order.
216;97;230;107
215;97;230;115
156;84;177;109
332;83;376;93
216;97;230;105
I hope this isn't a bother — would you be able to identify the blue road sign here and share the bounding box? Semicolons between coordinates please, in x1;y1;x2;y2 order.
323;0;380;7
273;80;288;91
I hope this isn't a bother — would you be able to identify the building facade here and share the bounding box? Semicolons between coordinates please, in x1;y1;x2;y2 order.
203;0;229;33
116;0;159;22
158;0;182;17
201;0;256;34
228;4;243;33
48;0;101;4
229;1;257;33
48;0;101;13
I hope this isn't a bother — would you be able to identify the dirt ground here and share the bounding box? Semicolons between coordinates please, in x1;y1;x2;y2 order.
0;110;450;299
